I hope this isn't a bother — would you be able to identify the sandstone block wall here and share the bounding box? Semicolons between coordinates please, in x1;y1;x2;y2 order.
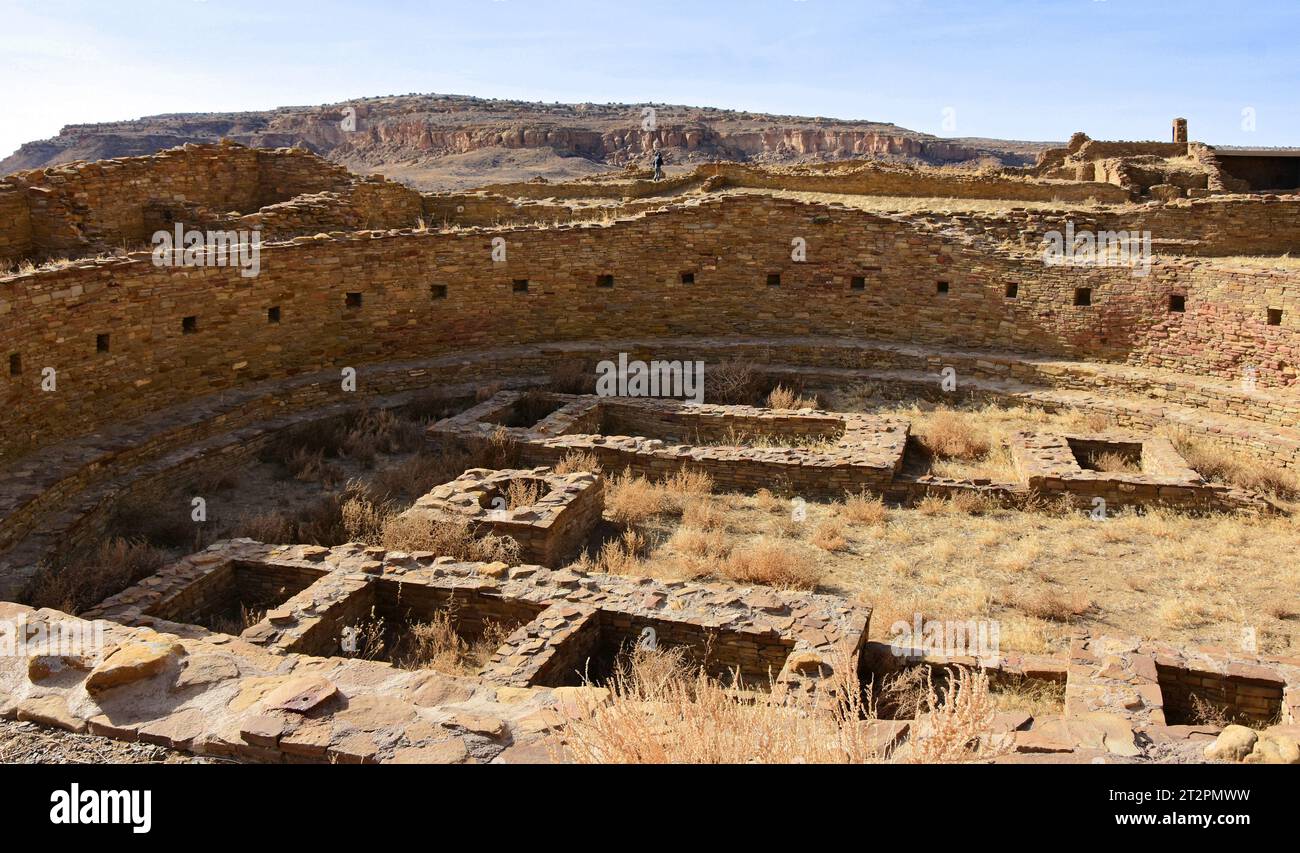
0;142;420;264
1;193;1296;464
706;161;1132;203
0;186;32;264
935;194;1300;257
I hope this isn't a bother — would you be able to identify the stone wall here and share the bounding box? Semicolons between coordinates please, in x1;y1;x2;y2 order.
479;162;1130;204
1;193;1297;464
0;185;32;265
707;161;1131;203
0;142;420;264
917;194;1300;257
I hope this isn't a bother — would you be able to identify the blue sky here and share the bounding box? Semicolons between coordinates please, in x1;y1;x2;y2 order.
2;0;1297;159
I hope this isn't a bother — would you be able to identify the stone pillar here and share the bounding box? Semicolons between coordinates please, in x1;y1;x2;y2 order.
1172;117;1188;144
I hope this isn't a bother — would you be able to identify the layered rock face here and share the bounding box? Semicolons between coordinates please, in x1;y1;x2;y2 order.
0;94;1046;182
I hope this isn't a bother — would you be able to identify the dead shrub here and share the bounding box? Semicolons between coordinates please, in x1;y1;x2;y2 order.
397;605;516;675
906;667;999;764
1168;430;1300;500
722;538;823;590
231;511;296;544
810;518;848;551
668;527;732;564
840;491;887;525
557;646;914;764
681;497;727;531
1016;588;1092;622
767;384;818;410
552;450;602;475
605;470;666;525
25;538;167;614
918;410;991;460
189;468;241;493
704;359;761;405
464;426;520;469
548;360;596;394
369;451;463;500
505;478;544;510
379;514;520;563
109;493;198;550
594;528;648;575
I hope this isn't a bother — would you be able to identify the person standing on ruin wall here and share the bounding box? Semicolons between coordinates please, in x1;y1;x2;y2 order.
652;147;665;181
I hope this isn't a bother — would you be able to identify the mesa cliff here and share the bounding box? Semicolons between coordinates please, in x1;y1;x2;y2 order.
0;94;1049;189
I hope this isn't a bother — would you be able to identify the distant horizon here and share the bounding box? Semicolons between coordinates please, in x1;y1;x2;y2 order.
3;0;1297;160
11;90;1079;151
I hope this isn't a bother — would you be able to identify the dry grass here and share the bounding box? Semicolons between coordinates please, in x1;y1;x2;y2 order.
504;478;545;509
722;538;824;590
810;518;848;551
25;538;167;614
1090;450;1141;474
916;409;992;461
840;491;888;525
397;606;516;675
603;468;713;525
1167;429;1300;500
767;384;819;410
380;514;520;563
604;476;1299;657
556;646;1000;764
552;450;602;474
704;359;761;405
990;674;1066;719
1014;588;1093;623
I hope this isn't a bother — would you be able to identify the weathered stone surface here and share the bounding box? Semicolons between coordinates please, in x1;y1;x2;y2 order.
1204;725;1259;762
16;695;86;733
1242;732;1300;765
388;739;470;764
262;675;338;713
85;640;183;693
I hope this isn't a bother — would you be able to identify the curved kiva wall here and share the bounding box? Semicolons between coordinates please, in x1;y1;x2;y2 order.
1;193;1297;465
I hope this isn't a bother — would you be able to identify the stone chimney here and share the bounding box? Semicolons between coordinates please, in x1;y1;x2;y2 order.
1172;117;1188;144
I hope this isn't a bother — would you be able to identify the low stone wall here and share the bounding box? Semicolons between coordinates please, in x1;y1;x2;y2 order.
707;161;1132;203
401;467;604;567
433;392;909;500
86;539;872;698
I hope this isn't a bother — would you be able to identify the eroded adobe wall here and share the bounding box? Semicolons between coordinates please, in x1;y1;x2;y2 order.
0;194;1295;463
